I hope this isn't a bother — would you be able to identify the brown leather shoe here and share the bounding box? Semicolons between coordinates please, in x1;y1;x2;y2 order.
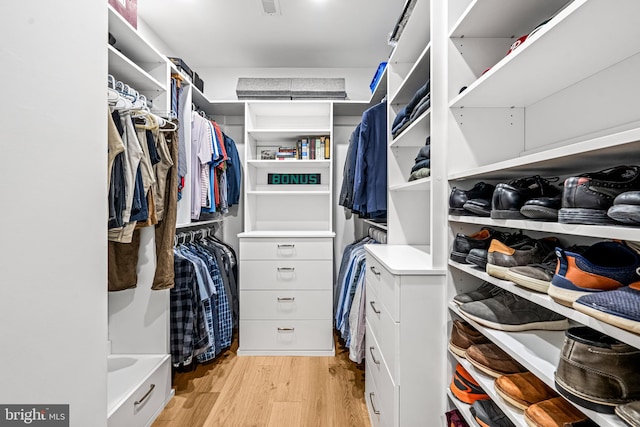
494;372;557;410
555;326;640;414
524;397;591;427
448;319;490;357
465;343;527;378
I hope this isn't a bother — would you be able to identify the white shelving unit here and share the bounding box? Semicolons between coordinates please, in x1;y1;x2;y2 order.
444;1;640;426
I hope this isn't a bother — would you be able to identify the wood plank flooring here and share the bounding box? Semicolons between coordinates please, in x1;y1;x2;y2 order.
152;334;371;427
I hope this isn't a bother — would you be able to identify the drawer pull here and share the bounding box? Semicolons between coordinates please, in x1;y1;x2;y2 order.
369;346;380;365
277;244;295;248
277;297;295;302
369;301;381;315
277;267;295;272
134;383;155;406
369;392;381;415
277;327;295;332
369;266;381;277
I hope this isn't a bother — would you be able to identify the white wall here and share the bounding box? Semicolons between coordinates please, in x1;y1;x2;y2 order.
198;67;376;102
0;3;108;427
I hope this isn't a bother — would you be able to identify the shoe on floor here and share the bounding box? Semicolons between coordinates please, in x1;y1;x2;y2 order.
494;372;557;410
573;283;640;334
450;182;495;216
451;228;502;264
492;176;561;220
486;236;558;280
547;241;640;306
555;326;640;413
524;397;594;427
459;292;569;332
520;194;561;221
559;165;640;225
450;363;489;404
453;282;502;305
615;400;640;427
608;190;640;225
465;343;526;378
448;319;490;357
470;399;515;427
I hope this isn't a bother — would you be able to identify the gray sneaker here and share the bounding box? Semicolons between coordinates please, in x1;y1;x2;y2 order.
453;282;503;305
459;292;569;331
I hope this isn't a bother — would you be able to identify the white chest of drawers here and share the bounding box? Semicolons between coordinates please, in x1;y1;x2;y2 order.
237;233;335;356
364;245;447;427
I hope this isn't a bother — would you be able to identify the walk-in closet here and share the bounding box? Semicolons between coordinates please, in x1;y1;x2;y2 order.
3;1;640;426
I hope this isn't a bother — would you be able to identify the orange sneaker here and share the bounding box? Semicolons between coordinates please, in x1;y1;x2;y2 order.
450;363;489;404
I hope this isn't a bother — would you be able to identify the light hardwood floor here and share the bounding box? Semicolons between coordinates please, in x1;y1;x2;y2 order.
152;334;371;427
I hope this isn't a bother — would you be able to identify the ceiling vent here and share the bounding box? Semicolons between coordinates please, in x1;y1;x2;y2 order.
260;0;281;15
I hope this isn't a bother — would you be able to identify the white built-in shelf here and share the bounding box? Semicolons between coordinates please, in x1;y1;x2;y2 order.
333;66;388;117
248;129;332;143
449;0;569;38
247;160;331;168
449;260;640;350
365;244;444;275
450;0;640;108
449;303;628;427
108;45;165;93
175;218;224;229
448;354;526;427
108;5;165;66
247;190;330;196
448;126;640;181
107;354;169;417
388;0;431;66
238;230;336;238
390;109;431;147
448;215;640;241
363;219;388;231
390;177;431;192
390;43;431;106
446;390;482;427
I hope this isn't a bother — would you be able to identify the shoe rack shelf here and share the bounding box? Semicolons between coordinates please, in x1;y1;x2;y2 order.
445;1;640;425
449;260;640;351
446;389;483;427
448;353;526;427
449;303;628;427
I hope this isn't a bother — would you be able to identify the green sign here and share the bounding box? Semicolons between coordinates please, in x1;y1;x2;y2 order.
268;173;321;185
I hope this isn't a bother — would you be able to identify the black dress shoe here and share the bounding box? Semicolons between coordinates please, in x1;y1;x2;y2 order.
463;198;492;217
520;194;561;221
449;182;495;215
608;190;640;225
491;176;560;219
559;165;640;225
450;227;504;263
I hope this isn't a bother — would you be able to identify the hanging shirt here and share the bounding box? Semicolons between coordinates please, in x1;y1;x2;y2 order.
191;113;212;219
223;133;241;207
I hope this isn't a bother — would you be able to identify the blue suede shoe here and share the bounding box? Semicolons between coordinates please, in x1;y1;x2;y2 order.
573;283;640;334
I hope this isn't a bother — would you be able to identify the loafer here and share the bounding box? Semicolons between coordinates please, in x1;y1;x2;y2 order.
450;182;495;215
492;176;561;219
548;241;640;306
471;399;515;427
608;190;640;224
465;343;527;378
524;397;594;427
459;292;569;332
555;326;640;413
448;319;490;357
615;400;640;427
559;165;640;225
520;194;562;221
494;372;557;410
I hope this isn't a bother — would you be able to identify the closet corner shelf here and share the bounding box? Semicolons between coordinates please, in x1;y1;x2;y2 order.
449;260;640;350
365;244;445;275
389;42;431;106
449;0;569;39
389;177;431;192
446;389;482;427
449;0;640;109
448;355;525;427
107;354;170;416
449;302;627;427
238;230;336;238
447;214;640;241
108;45;166;93
447;126;640;181
107;5;165;66
389;110;431;148
247;159;331;168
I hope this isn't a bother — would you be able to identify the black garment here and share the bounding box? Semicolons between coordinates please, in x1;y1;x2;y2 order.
108;110;126;229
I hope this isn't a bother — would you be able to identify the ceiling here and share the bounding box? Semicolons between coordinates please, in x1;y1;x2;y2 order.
138;0;406;70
